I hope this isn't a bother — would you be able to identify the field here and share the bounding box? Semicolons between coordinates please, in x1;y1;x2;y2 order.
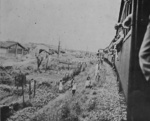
0;46;126;121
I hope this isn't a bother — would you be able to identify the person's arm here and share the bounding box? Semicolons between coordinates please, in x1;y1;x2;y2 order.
113;31;124;46
114;22;122;30
139;22;150;81
109;38;117;49
122;14;132;29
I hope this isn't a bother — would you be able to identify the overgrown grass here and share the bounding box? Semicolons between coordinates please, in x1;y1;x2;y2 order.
62;64;86;84
49;102;80;121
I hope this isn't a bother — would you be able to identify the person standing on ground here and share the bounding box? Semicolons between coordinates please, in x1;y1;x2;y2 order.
85;76;91;88
72;81;76;96
94;62;99;81
101;51;104;66
59;80;63;93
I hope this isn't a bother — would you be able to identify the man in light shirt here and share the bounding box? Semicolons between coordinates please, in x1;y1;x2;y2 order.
94;62;99;81
59;80;63;93
139;15;150;82
85;76;91;88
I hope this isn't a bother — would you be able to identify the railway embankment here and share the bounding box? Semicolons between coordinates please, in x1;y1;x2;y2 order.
6;62;127;121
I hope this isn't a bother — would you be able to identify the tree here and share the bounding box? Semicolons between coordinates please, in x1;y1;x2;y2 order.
35;53;44;72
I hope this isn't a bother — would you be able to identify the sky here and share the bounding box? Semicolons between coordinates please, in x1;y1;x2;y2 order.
0;0;121;52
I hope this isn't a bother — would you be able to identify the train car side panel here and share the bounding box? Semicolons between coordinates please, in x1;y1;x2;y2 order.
115;35;132;99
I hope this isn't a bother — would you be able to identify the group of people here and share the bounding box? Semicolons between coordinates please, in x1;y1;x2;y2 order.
58;77;77;96
57;68;99;96
97;50;104;69
106;12;150;83
85;56;104;88
95;50;104;82
108;14;132;61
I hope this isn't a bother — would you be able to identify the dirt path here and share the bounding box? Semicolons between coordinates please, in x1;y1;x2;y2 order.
30;62;105;121
29;64;95;120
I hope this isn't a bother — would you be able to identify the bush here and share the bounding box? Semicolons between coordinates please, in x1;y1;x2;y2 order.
38;81;52;88
1;78;12;85
90;61;94;65
3;87;11;93
58;102;80;121
92;82;97;88
92;91;97;95
66;114;79;121
80;95;88;104
63;74;71;83
87;99;97;111
72;102;81;115
61;103;70;120
62;63;86;85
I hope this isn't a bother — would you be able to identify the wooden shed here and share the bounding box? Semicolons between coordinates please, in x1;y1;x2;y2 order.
0;41;28;56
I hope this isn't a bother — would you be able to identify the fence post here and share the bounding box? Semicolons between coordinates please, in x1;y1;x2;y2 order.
34;80;36;97
29;81;31;99
68;64;69;70
22;83;25;106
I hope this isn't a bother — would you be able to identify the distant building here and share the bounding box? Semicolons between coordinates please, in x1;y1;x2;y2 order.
0;41;28;56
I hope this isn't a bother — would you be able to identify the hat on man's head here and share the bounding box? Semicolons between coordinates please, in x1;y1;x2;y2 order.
114;22;122;30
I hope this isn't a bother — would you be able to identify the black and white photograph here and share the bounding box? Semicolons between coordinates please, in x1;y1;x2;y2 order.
0;0;150;121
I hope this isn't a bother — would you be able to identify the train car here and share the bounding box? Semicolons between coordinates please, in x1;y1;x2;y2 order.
114;0;150;120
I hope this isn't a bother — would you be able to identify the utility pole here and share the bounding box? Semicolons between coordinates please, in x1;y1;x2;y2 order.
58;39;61;58
86;46;89;56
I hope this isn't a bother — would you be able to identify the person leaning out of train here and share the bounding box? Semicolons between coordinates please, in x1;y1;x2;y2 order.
111;23;124;61
114;13;132;30
111;14;132;61
108;37;120;61
122;13;132;29
100;51;104;65
114;31;124;61
139;15;150;82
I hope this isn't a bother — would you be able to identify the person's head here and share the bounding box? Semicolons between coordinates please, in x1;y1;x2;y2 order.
114;22;122;30
87;76;90;80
